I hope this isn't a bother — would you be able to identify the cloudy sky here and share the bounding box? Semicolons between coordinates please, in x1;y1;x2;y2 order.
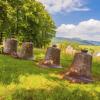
38;0;100;41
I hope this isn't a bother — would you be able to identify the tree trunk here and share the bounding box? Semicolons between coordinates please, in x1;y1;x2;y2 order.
0;33;3;45
63;50;93;83
18;42;33;60
3;38;17;54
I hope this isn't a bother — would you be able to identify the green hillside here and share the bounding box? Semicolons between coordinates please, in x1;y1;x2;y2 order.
0;49;100;100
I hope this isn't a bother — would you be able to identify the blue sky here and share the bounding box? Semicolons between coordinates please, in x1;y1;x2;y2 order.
52;0;100;26
38;0;100;41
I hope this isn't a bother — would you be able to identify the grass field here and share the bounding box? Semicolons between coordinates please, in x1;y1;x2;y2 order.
0;48;100;100
79;45;100;53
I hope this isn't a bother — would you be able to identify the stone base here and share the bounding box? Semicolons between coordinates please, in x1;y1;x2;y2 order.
17;52;34;60
38;60;62;68
63;75;93;83
26;57;34;61
38;63;62;68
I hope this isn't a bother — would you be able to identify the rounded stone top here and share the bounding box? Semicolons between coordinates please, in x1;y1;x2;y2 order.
52;44;57;48
81;49;88;53
6;38;17;41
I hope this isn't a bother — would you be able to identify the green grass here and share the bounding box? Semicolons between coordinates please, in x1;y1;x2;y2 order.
79;45;100;52
0;48;100;100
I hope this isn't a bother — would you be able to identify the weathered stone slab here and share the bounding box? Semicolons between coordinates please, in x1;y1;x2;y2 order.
3;38;17;55
39;45;62;68
63;50;93;83
18;42;33;60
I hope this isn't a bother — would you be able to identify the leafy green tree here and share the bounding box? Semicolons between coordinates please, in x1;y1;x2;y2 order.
0;0;56;48
0;0;15;43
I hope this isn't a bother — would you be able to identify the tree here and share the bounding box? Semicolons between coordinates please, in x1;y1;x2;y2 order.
0;0;15;42
0;0;56;48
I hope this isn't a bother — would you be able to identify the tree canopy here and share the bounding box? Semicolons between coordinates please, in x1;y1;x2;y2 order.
0;0;56;47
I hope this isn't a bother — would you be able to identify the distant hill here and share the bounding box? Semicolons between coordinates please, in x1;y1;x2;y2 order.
53;37;100;45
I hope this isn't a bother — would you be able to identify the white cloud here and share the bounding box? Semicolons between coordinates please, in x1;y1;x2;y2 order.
37;0;90;14
56;19;100;41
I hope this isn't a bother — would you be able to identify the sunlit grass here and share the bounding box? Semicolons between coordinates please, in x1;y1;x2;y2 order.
0;48;100;100
79;45;100;52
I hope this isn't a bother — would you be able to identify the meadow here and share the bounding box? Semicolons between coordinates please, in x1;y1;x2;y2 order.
0;47;100;100
79;45;100;52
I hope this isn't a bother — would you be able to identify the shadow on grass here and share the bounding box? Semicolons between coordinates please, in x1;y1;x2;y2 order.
0;54;100;85
0;54;67;84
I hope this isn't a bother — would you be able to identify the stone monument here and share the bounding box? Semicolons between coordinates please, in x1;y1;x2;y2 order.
3;38;17;55
39;45;62;68
18;42;33;60
63;49;93;83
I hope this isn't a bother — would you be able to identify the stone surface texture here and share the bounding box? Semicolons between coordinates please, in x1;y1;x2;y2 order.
39;45;61;68
63;50;93;83
3;38;17;54
18;42;33;60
